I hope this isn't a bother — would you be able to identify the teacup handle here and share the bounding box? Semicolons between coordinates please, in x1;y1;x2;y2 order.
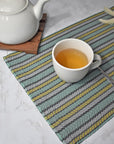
90;54;102;70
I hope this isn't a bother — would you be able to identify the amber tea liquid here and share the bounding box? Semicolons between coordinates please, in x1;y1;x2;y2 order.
55;48;88;69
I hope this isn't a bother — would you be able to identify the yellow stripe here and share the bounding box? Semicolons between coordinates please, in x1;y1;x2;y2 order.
16;59;52;79
27;75;58;94
32;81;65;102
78;24;106;39
41;11;104;42
70;109;114;144
50;83;112;128
102;51;114;60
4;52;21;59
45;72;113;121
85;27;113;42
96;43;113;54
13;51;52;72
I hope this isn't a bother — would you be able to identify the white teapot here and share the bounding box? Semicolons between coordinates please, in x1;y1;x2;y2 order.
0;0;49;44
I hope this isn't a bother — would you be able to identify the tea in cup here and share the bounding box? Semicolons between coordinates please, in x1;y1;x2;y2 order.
52;38;102;83
55;48;88;69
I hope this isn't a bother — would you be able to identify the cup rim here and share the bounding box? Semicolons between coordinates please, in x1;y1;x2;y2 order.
52;38;94;71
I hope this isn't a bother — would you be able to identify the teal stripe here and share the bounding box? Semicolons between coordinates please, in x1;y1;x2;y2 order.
99;46;113;57
45;78;110;124
91;33;113;48
59;92;114;139
14;55;52;76
38;60;113;112
21;66;54;86
8;54;33;67
111;75;114;80
8;49;52;70
78;114;114;144
29;78;62;99
101;59;114;71
82;25;112;41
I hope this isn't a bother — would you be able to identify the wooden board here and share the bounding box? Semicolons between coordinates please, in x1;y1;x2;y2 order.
0;13;47;54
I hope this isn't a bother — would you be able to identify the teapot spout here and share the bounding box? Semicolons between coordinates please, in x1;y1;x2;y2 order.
33;0;49;20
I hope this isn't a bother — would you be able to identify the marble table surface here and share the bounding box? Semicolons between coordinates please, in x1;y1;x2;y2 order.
0;0;114;144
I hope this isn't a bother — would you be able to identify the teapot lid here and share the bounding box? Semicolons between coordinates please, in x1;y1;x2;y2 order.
0;0;28;15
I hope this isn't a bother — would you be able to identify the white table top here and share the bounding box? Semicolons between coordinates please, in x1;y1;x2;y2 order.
0;0;114;144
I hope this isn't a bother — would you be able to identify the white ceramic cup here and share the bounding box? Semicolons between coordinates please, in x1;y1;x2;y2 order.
52;38;102;83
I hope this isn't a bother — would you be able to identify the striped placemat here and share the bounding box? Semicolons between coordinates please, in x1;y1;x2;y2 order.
4;7;114;144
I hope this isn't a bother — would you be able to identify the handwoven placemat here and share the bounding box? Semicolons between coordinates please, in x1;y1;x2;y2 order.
4;7;114;144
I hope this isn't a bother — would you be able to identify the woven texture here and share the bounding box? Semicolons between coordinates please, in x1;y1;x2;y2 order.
4;7;114;144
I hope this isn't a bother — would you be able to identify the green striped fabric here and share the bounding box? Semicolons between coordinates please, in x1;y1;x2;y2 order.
4;7;114;144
